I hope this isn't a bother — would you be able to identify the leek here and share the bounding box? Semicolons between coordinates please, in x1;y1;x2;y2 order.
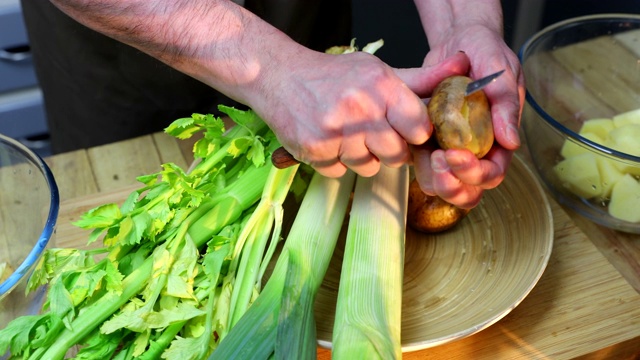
332;164;409;359
211;170;356;360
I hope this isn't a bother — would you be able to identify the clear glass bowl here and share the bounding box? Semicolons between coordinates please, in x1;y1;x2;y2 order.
519;14;640;234
0;133;59;330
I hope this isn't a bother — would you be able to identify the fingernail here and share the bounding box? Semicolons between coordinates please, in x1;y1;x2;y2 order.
431;152;449;173
507;123;521;147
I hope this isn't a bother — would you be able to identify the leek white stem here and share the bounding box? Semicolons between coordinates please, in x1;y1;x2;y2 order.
331;164;409;360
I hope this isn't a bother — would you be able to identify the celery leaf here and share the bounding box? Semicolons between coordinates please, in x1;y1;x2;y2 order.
73;203;122;229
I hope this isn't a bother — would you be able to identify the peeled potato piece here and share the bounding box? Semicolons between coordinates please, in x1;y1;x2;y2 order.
609;174;640;223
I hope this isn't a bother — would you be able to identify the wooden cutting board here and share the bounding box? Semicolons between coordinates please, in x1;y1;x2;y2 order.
54;156;640;359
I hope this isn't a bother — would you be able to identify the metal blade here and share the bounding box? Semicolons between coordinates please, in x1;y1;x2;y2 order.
465;69;505;96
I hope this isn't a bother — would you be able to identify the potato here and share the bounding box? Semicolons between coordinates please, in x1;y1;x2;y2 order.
427;75;495;158
560;132;604;159
608;174;640;223
555;112;640;223
554;152;603;199
596;156;625;199
606;124;640;157
612;108;640;128
579;118;614;140
407;178;470;233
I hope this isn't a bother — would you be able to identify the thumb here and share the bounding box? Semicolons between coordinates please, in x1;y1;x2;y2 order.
394;52;470;98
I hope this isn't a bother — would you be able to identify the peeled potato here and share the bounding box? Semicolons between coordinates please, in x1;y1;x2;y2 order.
427;75;495;158
407;178;470;233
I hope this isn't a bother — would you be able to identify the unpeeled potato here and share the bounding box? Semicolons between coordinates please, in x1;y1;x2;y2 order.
407;178;470;233
408;75;494;233
427;75;494;158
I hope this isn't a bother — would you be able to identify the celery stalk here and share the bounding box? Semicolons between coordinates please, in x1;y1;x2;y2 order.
332;164;409;360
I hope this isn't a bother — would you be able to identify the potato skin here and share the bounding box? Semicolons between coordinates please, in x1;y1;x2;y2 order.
428;75;494;158
407;178;470;233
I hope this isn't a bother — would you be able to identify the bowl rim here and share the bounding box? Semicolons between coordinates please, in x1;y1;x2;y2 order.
518;13;640;164
0;133;60;296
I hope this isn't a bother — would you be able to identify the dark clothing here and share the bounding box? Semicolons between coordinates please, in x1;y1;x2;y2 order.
20;1;352;153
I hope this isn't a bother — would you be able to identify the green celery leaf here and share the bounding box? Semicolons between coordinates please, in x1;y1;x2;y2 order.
27;248;97;292
161;334;209;360
48;280;76;328
0;314;39;354
202;114;225;139
121;190;141;215
246;136;266;167
74;328;125;360
218;105;261;134
103;259;125;294
101;305;148;334
137;172;161;187
166;273;195;300
165;237;199;299
148;200;173;232
143;302;205;329
193;137;214;159
111;212;155;246
133;211;154;240
67;268;106;305
161;163;187;186
132;329;152;357
87;227;106;245
227;137;252;158
144;182;172;201
117;241;154;277
74;203;123;229
165;116;200;139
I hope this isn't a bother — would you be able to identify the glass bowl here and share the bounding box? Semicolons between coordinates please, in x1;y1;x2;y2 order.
0;133;59;330
519;14;640;234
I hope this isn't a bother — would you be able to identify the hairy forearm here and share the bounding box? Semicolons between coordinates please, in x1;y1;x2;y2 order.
49;0;306;105
413;0;503;47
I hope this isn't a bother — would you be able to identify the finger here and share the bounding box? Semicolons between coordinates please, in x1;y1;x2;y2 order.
430;151;484;209
338;136;381;177
394;51;470;98
293;139;348;178
411;141;438;195
386;88;431;145
365;127;411;168
483;68;525;150
443;148;511;189
312;160;348;178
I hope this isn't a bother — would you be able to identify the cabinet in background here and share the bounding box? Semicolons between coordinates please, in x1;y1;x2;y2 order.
0;0;50;156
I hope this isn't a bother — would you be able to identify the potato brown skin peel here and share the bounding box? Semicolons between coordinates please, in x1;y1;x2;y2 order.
407;179;471;233
428;75;494;158
408;75;494;233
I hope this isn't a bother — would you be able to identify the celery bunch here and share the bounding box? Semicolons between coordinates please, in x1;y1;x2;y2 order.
0;106;302;360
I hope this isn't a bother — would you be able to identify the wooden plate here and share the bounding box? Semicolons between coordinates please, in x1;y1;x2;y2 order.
313;154;554;351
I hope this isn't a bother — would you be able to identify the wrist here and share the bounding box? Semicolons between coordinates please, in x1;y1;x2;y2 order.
415;0;503;47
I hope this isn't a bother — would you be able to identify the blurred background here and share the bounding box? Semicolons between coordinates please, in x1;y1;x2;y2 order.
1;0;639;158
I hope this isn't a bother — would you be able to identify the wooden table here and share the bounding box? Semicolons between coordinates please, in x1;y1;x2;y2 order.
44;129;640;359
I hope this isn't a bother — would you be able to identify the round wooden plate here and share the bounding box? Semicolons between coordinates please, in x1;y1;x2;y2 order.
313;154;554;351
